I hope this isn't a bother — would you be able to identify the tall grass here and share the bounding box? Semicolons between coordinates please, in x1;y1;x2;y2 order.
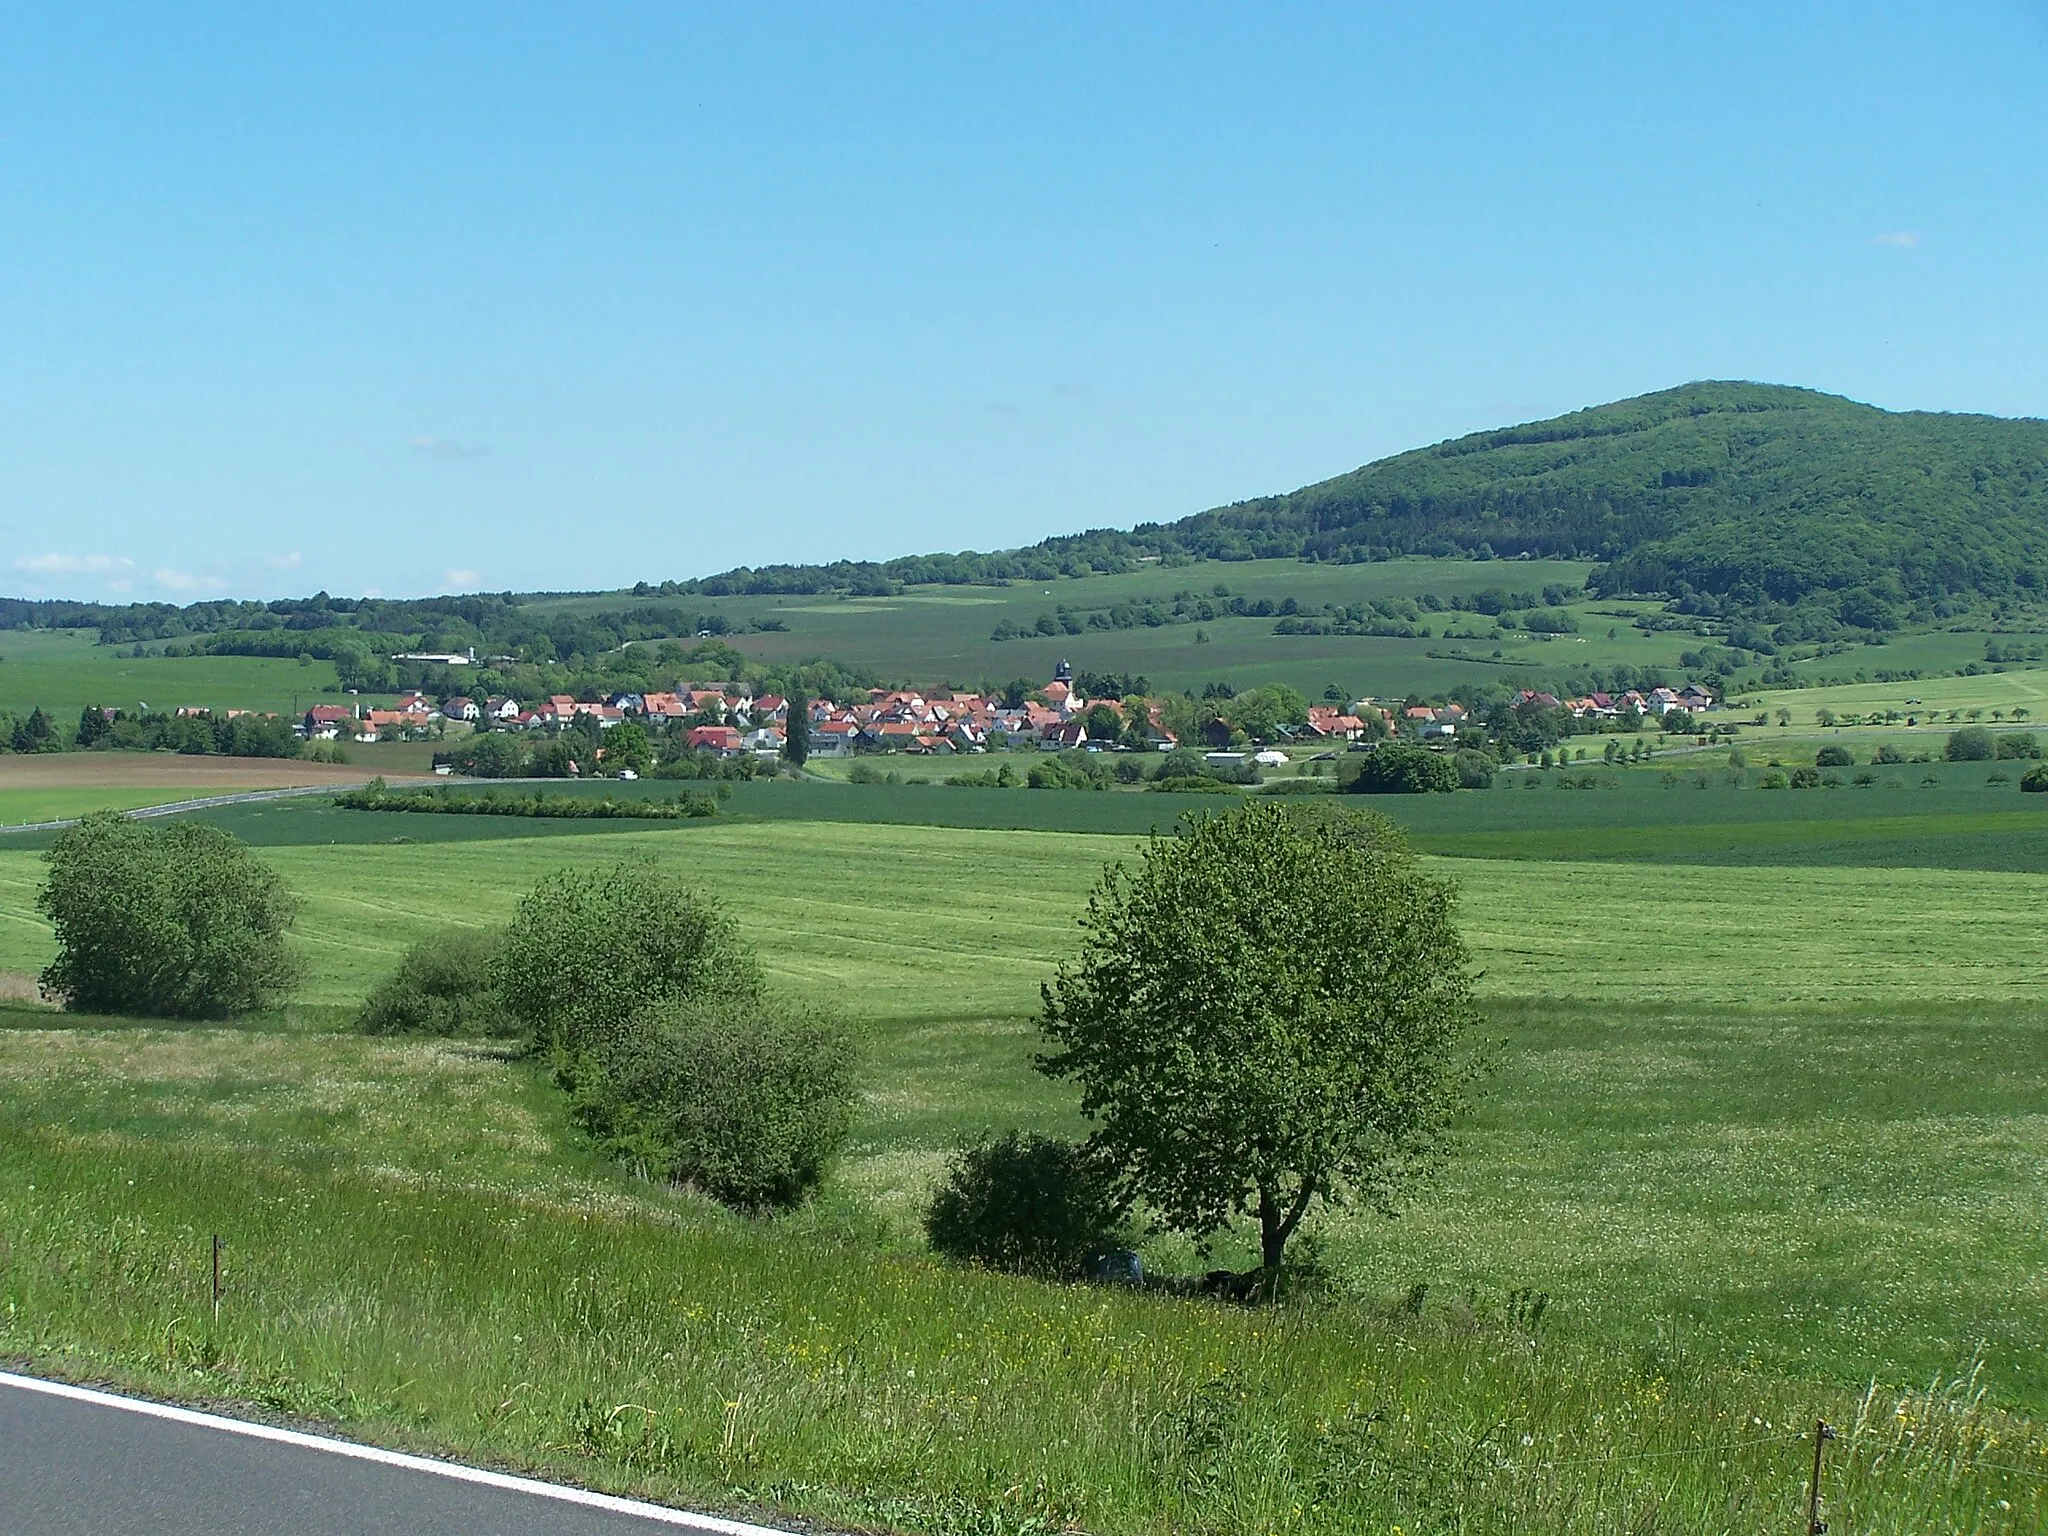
4;1121;2041;1534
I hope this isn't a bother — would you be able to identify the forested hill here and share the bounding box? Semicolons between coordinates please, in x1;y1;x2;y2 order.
632;380;2048;623
1178;382;2048;615
6;382;2046;637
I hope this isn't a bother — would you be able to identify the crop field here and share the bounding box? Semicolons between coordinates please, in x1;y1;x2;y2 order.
6;556;2048;723
1;790;2044;1532
1747;667;2048;723
17;766;2039;868
0;626;344;719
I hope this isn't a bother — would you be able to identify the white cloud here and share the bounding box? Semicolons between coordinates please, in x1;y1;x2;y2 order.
262;550;304;571
153;567;228;594
1873;231;1920;247
408;434;489;460
443;568;482;590
14;553;134;574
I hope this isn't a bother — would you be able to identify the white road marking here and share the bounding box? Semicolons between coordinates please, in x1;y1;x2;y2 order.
0;1370;791;1534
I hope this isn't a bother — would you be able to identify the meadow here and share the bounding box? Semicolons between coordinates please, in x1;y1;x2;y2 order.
0;626;344;720
0;790;2044;1531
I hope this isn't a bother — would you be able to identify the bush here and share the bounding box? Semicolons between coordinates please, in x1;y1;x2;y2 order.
578;994;858;1211
37;812;299;1018
1814;745;1854;767
496;860;761;1064
357;929;509;1036
1028;753;1111;790
1874;744;1906;765
1148;775;1244;793
1342;743;1460;794
1995;731;2041;760
2022;764;2048;792
1788;767;1822;789
1945;726;1994;761
1757;770;1788;789
925;1132;1129;1280
1452;748;1497;788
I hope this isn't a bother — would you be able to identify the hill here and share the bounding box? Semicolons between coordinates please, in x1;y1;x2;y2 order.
642;382;2048;627
1184;381;2048;616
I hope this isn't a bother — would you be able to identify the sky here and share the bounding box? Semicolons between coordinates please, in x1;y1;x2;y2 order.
2;3;2046;603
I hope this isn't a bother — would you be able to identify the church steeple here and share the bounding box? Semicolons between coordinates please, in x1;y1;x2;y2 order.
1053;658;1072;684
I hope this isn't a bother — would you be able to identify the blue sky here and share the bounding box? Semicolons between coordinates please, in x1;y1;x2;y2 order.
3;3;2045;602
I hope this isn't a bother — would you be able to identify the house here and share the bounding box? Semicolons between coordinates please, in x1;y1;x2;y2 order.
809;720;860;758
740;726;785;757
685;725;742;756
303;705;353;739
640;691;686;722
440;696;481;722
1041;720;1089;751
1304;706;1367;741
485;696;521;721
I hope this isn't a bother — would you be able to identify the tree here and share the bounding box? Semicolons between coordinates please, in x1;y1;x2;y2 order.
1227;685;1309;743
75;705;113;748
1038;802;1477;1272
38;812;299;1018
1945;726;1994;761
1083;702;1125;743
783;690;810;767
606;720;654;776
1342;743;1460;794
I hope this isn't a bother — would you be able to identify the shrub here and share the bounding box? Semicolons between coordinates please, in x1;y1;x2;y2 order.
1814;745;1854;767
496;860;760;1064
925;1132;1128;1279
1788;767;1822;789
1874;744;1906;765
1757;770;1788;789
1342;743;1459;794
1148;775;1243;793
37;812;299;1018
2022;764;2048;792
1945;726;1994;761
357;929;509;1036
578;994;858;1211
1452;748;1497;788
1995;731;2041;759
1028;753;1110;790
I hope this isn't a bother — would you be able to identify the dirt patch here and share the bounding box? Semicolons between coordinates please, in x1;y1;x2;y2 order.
0;971;49;1004
0;755;428;791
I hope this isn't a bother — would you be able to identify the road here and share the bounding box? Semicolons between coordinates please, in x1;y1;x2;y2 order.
0;1371;791;1536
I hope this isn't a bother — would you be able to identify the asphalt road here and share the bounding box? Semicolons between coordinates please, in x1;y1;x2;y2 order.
0;1372;788;1536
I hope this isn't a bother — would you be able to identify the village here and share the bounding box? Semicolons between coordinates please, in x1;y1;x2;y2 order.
289;658;1721;764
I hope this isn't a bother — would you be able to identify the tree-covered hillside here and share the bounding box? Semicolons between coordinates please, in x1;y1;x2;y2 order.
1196;382;2048;611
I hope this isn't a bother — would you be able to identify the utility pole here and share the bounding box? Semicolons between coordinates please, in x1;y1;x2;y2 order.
211;1234;222;1325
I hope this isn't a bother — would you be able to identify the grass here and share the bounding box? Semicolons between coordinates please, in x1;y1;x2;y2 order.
11;765;2043;871
0;785;210;826
0;806;2043;1530
0;627;343;719
2;1023;2041;1534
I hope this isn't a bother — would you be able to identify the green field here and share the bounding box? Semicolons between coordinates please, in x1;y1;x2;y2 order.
7;555;2048;733
1;788;2044;1532
0;626;344;719
0;785;212;826
18;766;2041;869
